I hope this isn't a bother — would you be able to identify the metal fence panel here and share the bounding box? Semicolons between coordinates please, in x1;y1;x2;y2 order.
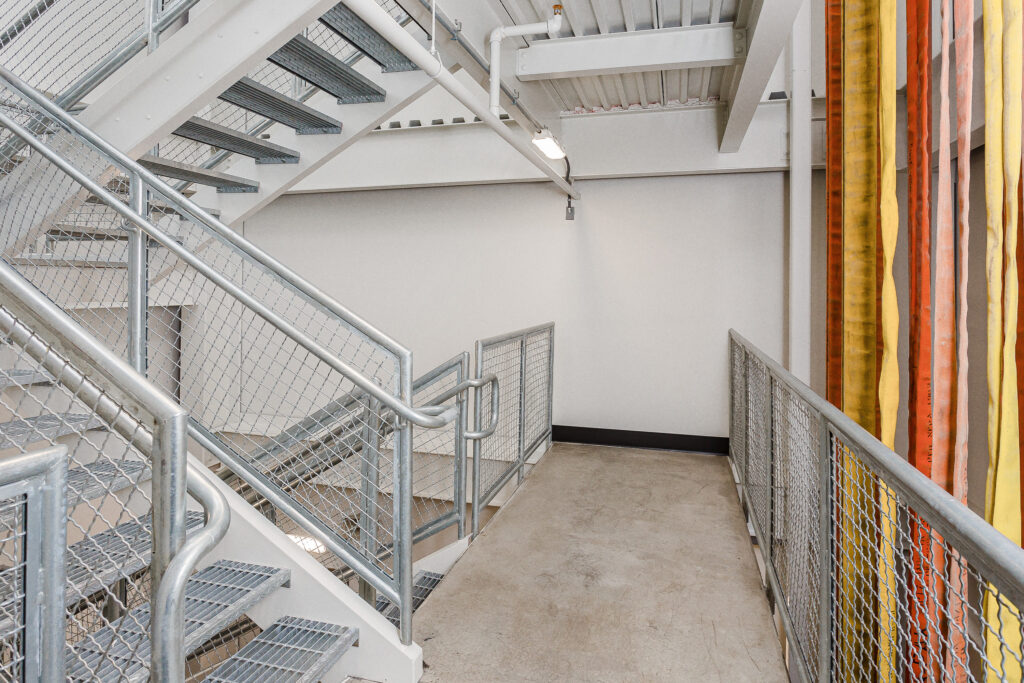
729;330;1024;683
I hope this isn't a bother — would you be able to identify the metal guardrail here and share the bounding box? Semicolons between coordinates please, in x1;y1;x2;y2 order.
0;256;228;682
0;443;66;682
472;322;554;537
729;330;1024;682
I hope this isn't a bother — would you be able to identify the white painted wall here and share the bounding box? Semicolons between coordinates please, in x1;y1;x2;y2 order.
242;173;786;438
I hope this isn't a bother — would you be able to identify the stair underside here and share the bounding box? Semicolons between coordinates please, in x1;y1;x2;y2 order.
319;4;418;73
269;35;385;104
138;155;259;193
220;78;342;135
206;616;357;683
173;117;300;164
66;560;290;682
0;413;105;449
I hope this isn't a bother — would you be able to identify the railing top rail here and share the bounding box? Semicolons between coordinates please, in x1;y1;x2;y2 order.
477;321;554;350
729;328;1024;609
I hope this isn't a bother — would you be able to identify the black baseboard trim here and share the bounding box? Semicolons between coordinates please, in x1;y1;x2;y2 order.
551;425;729;455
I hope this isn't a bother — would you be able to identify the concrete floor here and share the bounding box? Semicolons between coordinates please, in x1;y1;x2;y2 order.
414;443;788;682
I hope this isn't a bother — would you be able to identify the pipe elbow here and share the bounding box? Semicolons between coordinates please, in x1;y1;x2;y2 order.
546;13;563;34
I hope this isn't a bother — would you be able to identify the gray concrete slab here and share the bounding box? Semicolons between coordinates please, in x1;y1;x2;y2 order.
414;443;788;682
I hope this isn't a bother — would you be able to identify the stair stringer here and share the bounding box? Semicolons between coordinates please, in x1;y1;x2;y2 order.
192;64;437;227
187;454;423;683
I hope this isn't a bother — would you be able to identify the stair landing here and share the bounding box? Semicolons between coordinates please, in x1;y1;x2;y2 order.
413;443;787;682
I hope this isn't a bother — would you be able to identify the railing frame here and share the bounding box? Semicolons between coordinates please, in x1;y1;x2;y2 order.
729;329;1024;682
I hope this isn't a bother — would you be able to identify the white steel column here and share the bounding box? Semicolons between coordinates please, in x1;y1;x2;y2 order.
786;0;811;383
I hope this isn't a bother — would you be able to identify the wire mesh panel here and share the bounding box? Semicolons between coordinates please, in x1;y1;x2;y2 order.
474;336;522;505
0;443;65;682
729;337;747;484
472;323;554;535
729;330;1024;683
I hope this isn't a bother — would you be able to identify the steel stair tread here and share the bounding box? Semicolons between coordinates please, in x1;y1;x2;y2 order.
220;78;342;135
173;117;300;164
0;511;205;635
269;35;385;104
44;226;184;246
66;560;291;682
0;368;51;391
138;155;259;193
319;3;418;73
206;616;357;683
0;413;105;449
375;570;443;626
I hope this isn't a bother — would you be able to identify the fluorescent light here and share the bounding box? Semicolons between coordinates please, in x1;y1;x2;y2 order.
288;534;326;554
532;129;566;160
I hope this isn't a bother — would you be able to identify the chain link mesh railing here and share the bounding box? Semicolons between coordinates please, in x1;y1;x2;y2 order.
729;330;1024;682
0;443;64;682
472;323;554;536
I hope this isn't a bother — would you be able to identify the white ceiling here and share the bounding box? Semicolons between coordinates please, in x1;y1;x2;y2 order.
494;0;755;114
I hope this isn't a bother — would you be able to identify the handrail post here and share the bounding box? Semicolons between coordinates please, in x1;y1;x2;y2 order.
358;396;382;604
516;333;527;484
150;410;188;682
128;171;148;376
397;358;415;645
145;0;161;51
471;340;484;538
455;354;468;539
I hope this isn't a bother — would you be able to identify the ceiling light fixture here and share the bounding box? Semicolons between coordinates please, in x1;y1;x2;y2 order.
531;128;566;160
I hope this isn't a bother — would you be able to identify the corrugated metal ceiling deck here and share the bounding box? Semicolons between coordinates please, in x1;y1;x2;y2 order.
495;0;754;115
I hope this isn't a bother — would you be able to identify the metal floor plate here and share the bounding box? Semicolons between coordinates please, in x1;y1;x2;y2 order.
173;117;300;164
376;570;444;626
206;616;358;683
220;78;342;135
66;560;291;682
0;413;106;449
269;35;385;104
319;3;418;73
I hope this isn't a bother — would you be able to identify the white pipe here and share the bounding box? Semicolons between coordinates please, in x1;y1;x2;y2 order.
489;12;562;118
339;0;578;199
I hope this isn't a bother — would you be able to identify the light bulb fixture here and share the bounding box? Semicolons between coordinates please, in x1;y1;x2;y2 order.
531;128;566;160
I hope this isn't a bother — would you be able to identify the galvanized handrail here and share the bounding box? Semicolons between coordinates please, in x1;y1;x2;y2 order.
0;256;229;682
729;329;1024;681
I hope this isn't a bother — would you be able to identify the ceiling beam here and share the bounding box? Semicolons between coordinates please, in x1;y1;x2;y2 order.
516;23;745;81
718;0;802;153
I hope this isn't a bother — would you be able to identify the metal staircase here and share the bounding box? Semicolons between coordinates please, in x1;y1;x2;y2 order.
0;1;559;679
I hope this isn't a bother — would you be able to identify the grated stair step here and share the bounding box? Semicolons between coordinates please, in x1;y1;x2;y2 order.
0;368;51;391
269;35;385;104
0;511;205;633
0;413;105;449
375;570;443;626
66;560;291;682
319;3;418;73
138;155;259;193
44;226;183;246
206;616;357;683
65;511;206;607
173;117;300;164
221;78;342;135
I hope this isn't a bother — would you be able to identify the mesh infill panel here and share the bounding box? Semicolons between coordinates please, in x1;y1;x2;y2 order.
476;337;522;502
730;333;1024;682
0;492;26;681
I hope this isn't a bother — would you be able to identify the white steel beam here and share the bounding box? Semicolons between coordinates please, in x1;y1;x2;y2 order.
786;0;811;383
515;23;745;81
80;0;342;159
719;0;802;152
